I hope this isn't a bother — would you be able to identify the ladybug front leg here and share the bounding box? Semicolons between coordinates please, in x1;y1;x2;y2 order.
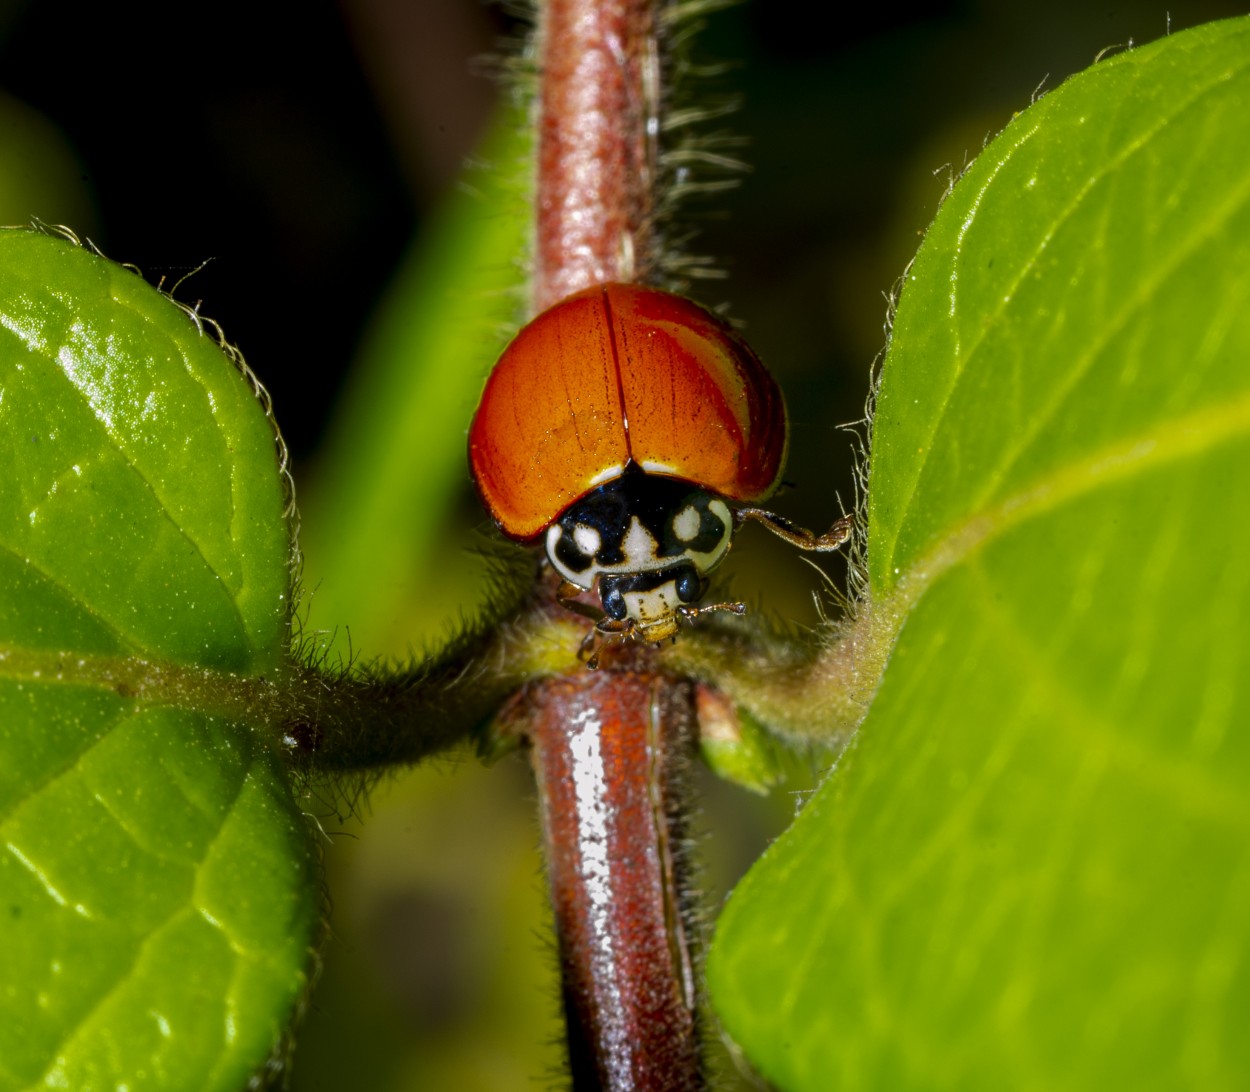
553;579;631;668
583;618;635;669
555;578;606;623
734;507;854;552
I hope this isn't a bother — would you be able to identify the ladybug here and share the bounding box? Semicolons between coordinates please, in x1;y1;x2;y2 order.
468;283;850;650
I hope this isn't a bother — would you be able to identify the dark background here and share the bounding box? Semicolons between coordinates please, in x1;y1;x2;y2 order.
3;2;1242;1087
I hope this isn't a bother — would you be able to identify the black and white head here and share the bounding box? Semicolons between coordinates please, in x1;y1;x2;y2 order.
545;469;734;642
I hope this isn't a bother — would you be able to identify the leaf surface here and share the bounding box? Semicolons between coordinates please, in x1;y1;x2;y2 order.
0;232;317;1090
709;18;1250;1090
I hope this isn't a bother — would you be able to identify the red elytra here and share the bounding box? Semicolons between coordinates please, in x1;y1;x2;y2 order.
468;283;788;541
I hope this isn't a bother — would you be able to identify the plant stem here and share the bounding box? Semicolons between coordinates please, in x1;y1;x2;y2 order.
526;0;707;1083
533;0;659;311
526;669;703;1091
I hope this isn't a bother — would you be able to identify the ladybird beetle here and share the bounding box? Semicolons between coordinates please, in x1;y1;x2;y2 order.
468;283;850;651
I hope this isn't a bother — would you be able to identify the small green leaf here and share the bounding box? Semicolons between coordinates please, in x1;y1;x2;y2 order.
699;704;785;796
0;231;317;1090
710;17;1250;1090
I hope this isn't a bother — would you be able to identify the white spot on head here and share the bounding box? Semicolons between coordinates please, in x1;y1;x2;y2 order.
671;504;701;542
572;523;602;557
546;524;594;590
689;498;734;575
620;517;660;568
546;524;564;561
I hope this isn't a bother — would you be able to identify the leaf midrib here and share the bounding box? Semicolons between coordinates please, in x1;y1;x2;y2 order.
889;384;1250;622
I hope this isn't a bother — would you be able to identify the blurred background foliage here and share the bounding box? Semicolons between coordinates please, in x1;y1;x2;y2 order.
2;1;1243;1087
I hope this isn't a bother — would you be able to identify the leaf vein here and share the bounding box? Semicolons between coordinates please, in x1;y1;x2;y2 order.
896;388;1250;621
972;146;1250;509
49;346;253;652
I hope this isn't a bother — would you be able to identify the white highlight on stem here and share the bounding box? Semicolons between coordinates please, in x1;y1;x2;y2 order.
568;706;630;1088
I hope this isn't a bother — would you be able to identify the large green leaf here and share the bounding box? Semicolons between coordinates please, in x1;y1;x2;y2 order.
710;17;1250;1090
0;231;317;1090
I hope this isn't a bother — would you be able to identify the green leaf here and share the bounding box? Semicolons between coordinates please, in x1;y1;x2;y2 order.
709;17;1250;1090
0;231;318;1090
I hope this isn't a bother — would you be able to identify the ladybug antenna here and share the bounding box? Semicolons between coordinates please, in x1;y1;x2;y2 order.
677;599;747;625
579;599;748;669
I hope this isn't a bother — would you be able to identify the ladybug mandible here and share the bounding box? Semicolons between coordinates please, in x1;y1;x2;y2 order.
468;283;850;650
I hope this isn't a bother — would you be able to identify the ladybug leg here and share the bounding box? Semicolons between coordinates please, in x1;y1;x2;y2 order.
577;627;603;667
556;579;607;623
582;618;633;669
556;581;620;668
734;508;854;552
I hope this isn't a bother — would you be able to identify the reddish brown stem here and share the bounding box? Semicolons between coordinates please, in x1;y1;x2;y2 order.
529;0;703;1084
533;0;659;311
526;669;703;1091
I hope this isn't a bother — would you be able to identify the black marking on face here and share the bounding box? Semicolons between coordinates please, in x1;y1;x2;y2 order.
599;562;705;614
549;468;727;571
673;566;702;604
601;580;628;621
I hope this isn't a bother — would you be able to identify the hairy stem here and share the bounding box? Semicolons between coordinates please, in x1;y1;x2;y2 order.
527;0;709;1083
533;0;660;311
525;668;703;1091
